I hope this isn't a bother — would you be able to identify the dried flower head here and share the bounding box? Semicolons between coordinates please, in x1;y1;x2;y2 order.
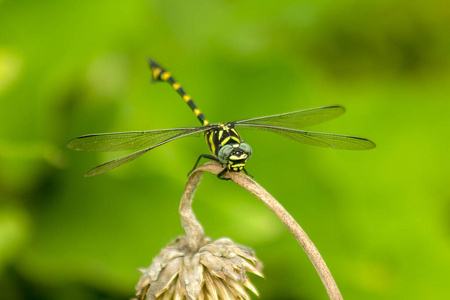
134;236;263;300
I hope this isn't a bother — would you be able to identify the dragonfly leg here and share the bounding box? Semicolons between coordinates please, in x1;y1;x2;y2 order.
188;154;219;176
242;168;254;178
217;167;231;181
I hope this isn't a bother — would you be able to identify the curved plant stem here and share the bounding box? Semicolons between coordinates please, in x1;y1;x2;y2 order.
183;161;343;300
179;168;205;253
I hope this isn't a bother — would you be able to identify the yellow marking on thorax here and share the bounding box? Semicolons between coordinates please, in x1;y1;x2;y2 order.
160;71;171;81
203;120;209;126
220;136;231;146
218;130;224;140
231;136;241;143
194;108;201;116
172;83;181;90
183;95;191;102
231;128;239;137
209;132;216;154
219;124;230;130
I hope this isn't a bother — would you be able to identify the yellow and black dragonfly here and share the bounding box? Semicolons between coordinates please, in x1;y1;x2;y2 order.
67;59;375;179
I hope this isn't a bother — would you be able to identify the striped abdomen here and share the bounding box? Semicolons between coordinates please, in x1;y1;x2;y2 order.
148;59;209;127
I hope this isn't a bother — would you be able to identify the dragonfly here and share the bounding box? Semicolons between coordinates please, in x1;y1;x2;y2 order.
67;59;375;179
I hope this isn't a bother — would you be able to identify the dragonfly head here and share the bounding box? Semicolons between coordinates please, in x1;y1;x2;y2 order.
218;143;252;172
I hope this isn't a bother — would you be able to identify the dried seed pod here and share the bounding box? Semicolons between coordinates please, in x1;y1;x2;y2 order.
134;236;263;300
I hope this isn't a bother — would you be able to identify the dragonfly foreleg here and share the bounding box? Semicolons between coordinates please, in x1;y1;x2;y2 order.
242;167;253;179
217;167;231;181
188;154;220;176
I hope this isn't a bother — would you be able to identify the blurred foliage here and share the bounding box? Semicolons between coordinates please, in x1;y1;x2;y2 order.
1;0;449;299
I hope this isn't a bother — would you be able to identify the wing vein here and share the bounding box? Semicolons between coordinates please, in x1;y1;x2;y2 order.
82;126;211;176
234;105;345;129
66;127;203;152
235;124;375;150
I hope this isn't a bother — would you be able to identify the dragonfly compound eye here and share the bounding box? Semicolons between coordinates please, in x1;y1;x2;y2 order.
239;143;252;159
218;144;233;163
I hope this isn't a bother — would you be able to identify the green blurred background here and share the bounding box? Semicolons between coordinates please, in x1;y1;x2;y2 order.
1;0;449;299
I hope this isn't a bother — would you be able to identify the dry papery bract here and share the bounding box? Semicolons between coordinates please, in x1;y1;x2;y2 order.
134;236;263;300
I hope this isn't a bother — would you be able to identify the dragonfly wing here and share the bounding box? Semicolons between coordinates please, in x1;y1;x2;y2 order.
67;127;206;152
83;126;212;176
236;124;375;150
84;148;151;177
234;105;345;129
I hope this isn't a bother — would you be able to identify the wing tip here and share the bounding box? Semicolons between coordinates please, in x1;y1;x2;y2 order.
366;140;376;149
329;105;346;114
66;134;99;151
84;168;102;177
354;137;376;150
66;139;80;150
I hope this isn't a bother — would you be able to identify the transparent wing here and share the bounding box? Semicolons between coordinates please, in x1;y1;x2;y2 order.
81;126;211;177
234;105;346;129
84;148;151;177
66;127;207;152
236;124;375;150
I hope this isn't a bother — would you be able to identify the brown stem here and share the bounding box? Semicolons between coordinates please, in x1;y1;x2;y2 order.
179;168;205;253
186;161;344;300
